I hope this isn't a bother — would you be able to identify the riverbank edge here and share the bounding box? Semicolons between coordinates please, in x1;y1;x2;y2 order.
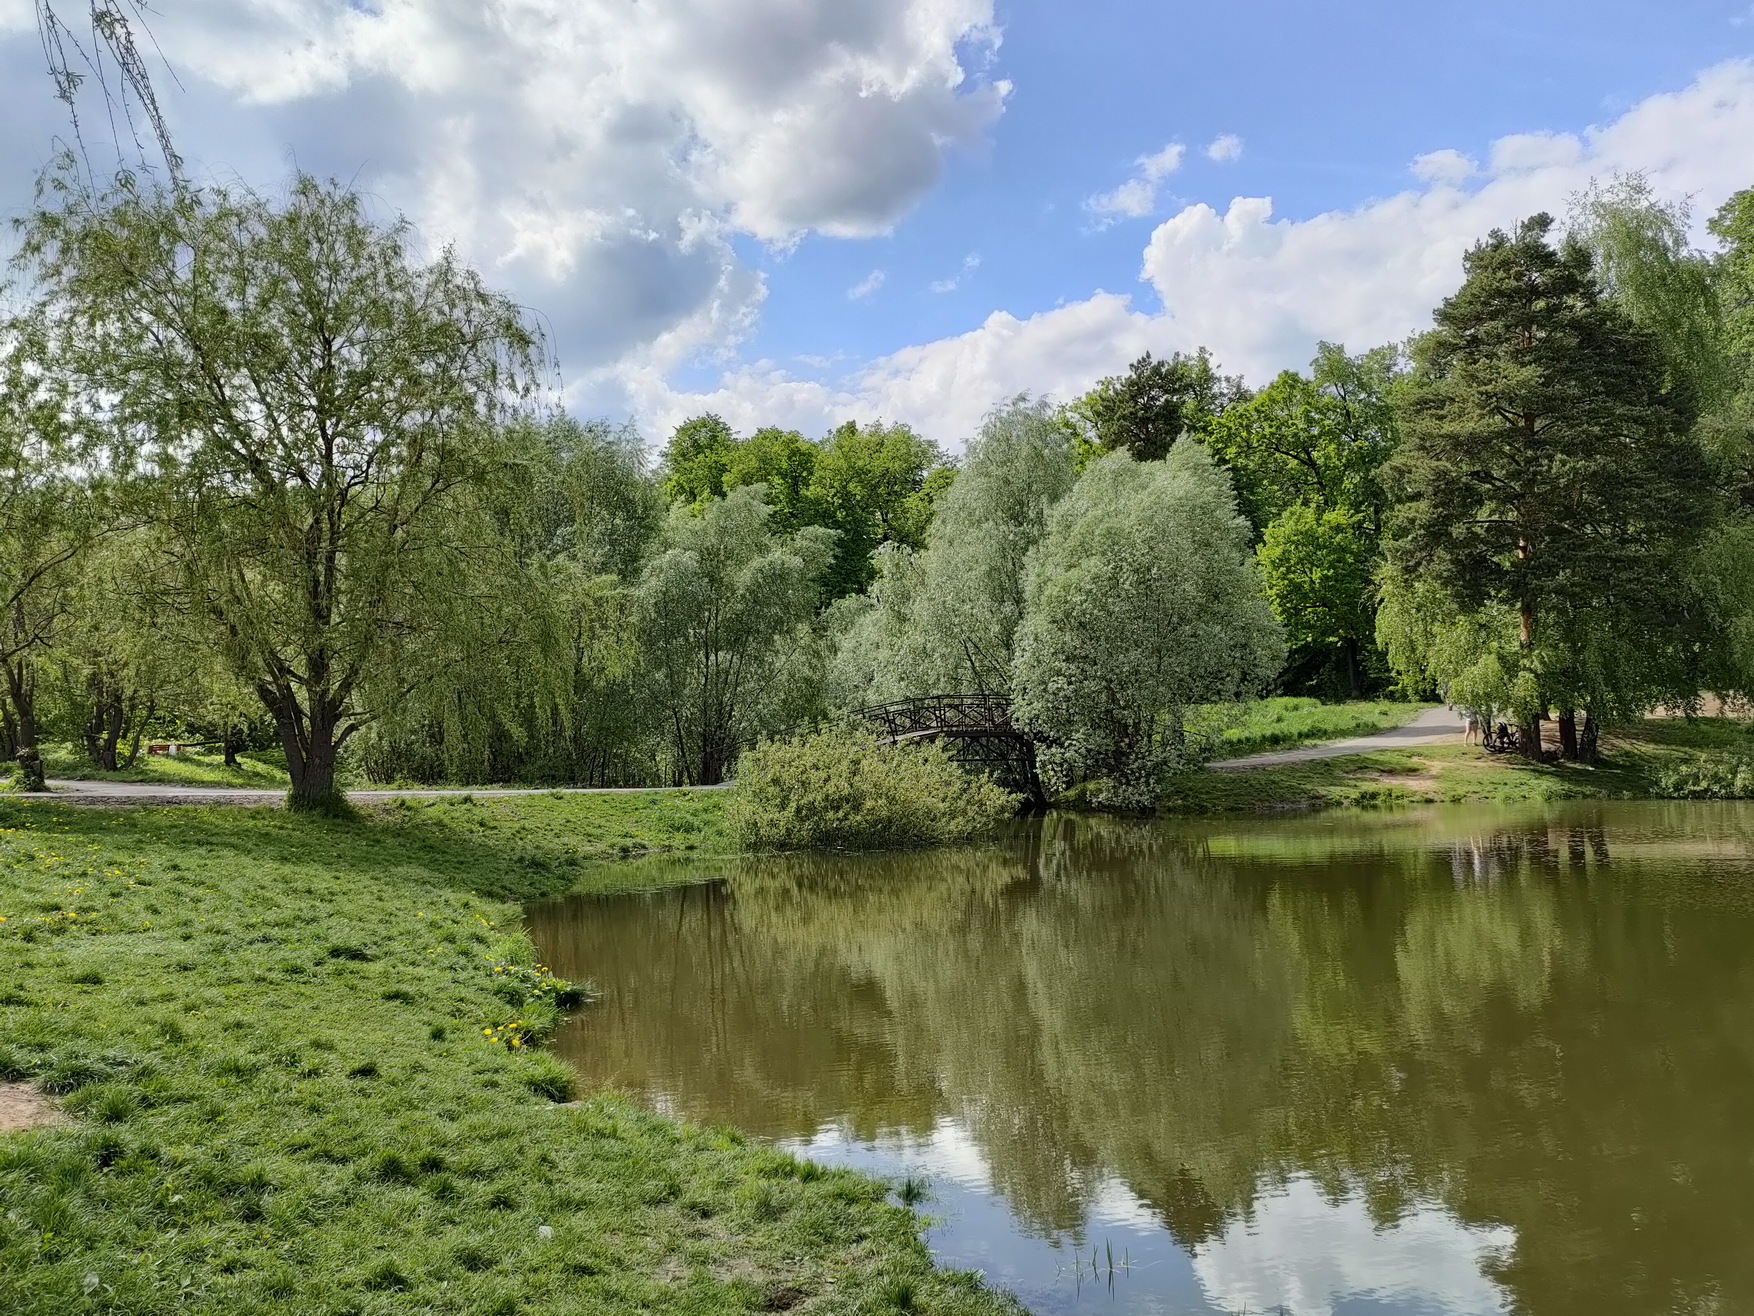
0;792;1022;1316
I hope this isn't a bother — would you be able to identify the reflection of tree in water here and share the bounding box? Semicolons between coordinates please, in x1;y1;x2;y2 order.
535;803;1754;1313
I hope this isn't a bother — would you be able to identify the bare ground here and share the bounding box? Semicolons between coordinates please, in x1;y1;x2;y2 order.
0;1083;66;1133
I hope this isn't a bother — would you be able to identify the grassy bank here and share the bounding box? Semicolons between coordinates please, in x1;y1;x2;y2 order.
1216;697;1428;759
0;791;1017;1315
1166;716;1754;814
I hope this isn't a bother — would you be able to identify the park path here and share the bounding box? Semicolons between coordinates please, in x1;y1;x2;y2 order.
1206;705;1467;771
14;709;1466;805
17;779;723;807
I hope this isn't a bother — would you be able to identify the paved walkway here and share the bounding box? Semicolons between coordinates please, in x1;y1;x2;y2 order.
1207;705;1468;771
17;780;722;807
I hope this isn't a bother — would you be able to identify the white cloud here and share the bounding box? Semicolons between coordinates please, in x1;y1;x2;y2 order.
848;269;887;301
1;0;1006;382
1206;133;1244;163
929;252;982;293
647;59;1754;446
1411;148;1478;185
1086;141;1185;221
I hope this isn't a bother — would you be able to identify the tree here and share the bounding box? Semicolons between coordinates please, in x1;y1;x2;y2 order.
807;421;948;598
0;320;103;791
833;397;1076;703
726;427;821;533
1066;349;1247;464
660;415;737;505
1571;175;1736;418
636;487;833;785
1012;444;1284;809
1257;505;1378;698
19;172;547;807
1382;214;1716;758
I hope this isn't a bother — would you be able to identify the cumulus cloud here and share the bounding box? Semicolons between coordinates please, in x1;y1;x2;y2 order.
848;269;887;301
646;59;1754;446
1086;142;1185;222
0;0;1006;382
1411;149;1478;185
1206;133;1244;162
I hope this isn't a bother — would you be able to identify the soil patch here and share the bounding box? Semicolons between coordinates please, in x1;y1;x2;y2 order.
0;1082;66;1132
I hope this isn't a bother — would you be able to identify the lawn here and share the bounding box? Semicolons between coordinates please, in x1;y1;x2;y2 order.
0;791;1016;1316
1214;697;1429;760
1166;715;1754;814
36;744;291;789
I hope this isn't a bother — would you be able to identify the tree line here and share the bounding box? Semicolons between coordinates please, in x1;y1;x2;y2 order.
3;166;1752;807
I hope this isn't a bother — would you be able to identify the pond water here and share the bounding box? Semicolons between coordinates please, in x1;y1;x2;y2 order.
527;802;1754;1315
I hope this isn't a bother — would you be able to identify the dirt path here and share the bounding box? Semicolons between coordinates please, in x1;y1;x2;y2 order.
1207;706;1468;771
17;780;725;807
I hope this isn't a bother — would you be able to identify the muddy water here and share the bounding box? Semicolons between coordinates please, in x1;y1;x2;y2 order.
529;802;1754;1315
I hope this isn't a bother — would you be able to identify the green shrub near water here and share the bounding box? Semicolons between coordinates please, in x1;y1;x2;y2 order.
1652;752;1754;799
728;726;1018;850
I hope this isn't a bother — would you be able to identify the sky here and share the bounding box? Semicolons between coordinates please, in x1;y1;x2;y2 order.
3;0;1754;448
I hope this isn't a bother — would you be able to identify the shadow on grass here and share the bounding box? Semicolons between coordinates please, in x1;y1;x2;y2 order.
0;790;732;903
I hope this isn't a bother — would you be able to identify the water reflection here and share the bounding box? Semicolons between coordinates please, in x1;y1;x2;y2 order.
531;802;1754;1315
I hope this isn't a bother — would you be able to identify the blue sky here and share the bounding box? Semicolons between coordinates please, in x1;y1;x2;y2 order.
736;0;1754;379
2;0;1752;444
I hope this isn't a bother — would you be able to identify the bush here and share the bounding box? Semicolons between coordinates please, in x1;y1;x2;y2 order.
727;726;1017;851
1653;753;1754;799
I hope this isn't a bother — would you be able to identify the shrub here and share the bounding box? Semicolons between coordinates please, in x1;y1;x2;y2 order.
726;726;1017;851
1653;753;1754;799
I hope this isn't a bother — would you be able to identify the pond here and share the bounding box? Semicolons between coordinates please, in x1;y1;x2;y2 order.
527;802;1754;1315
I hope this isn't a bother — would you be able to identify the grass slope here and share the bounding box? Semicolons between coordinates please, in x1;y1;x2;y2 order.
1215;698;1428;760
36;744;291;789
0;793;1016;1316
1167;716;1754;814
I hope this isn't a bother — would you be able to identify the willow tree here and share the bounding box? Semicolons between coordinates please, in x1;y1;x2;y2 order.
19;173;546;807
0;326;100;791
833;397;1077;704
636;487;833;785
1012;444;1283;810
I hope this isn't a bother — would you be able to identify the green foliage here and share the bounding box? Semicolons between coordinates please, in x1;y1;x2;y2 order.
1064;349;1246;464
636;487;834;784
18;171;549;806
1256;505;1378;694
1013;444;1284;810
1571;174;1735;414
1383;213;1717;742
657;414;951;602
1650;751;1754;799
1204;343;1402;696
833;398;1077;704
728;726;1017;850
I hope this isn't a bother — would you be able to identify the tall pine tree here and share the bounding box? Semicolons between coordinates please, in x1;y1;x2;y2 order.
1384;214;1715;759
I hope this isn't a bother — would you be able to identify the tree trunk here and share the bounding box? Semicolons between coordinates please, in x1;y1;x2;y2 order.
0;701;17;762
1558;708;1579;761
263;682;349;810
4;658;45;792
1579;713;1600;765
223;728;242;768
1343;637;1364;699
1519;715;1543;762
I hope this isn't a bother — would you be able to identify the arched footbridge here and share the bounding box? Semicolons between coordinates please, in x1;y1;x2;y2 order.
851;693;1046;811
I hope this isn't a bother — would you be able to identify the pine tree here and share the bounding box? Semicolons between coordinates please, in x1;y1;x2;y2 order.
1384;214;1715;758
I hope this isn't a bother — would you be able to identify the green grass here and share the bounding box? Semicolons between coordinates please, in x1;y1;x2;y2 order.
1215;697;1428;760
38;744;291;789
1166;716;1754;814
0;791;1015;1315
